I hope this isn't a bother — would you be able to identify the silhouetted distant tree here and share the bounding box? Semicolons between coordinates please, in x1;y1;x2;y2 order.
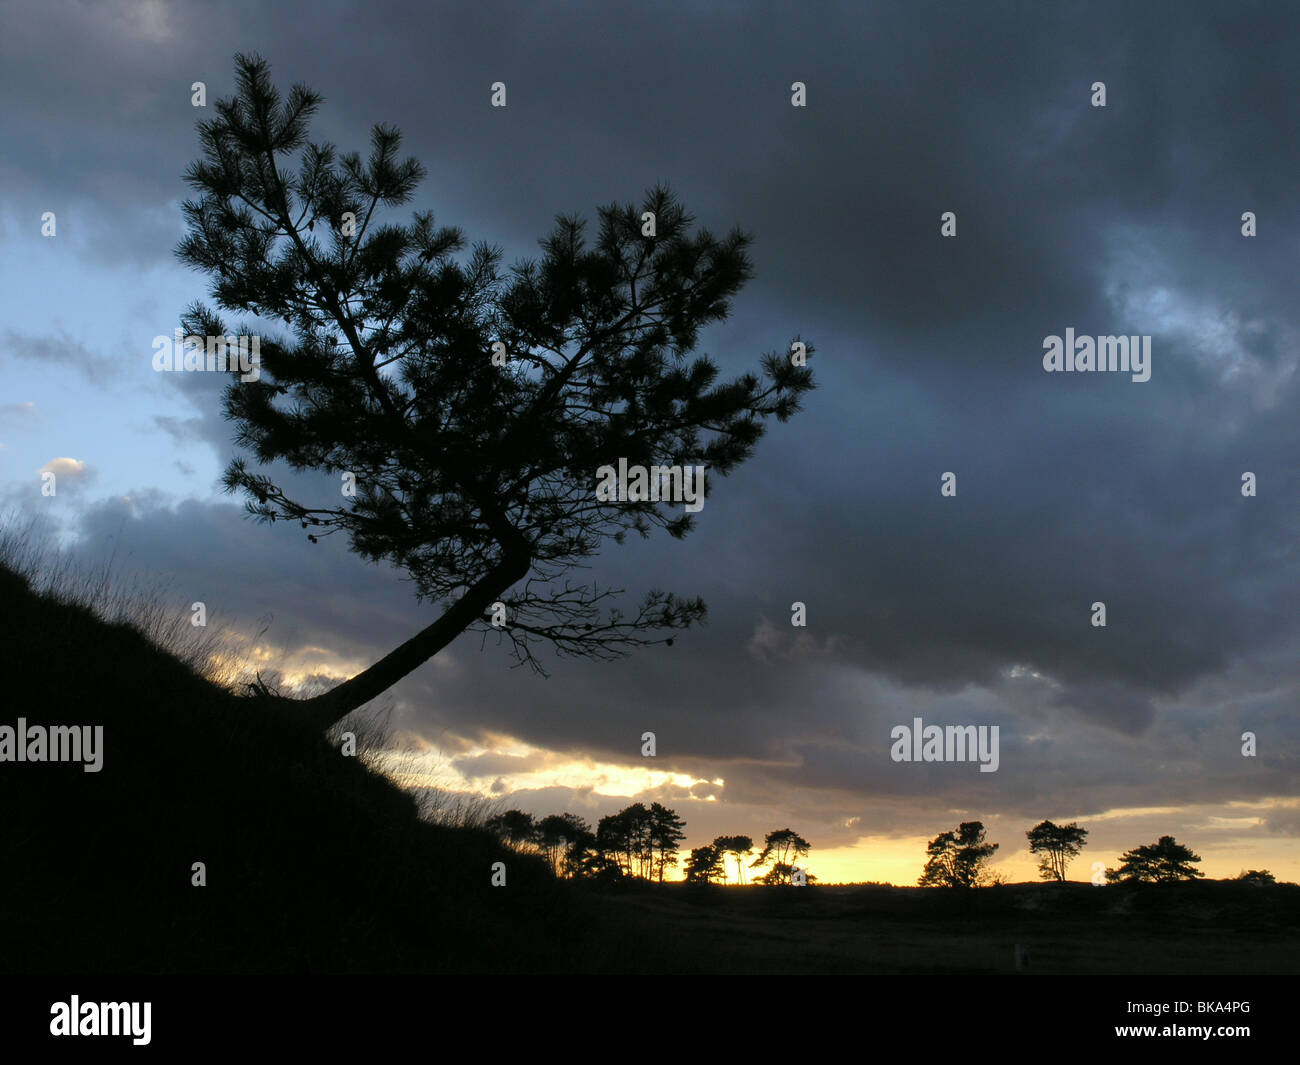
647;803;687;882
752;828;811;885
627;803;655;878
535;812;592;877
1026;820;1089;882
1234;869;1275;886
919;821;999;888
684;843;725;884
562;824;601;879
596;810;632;878
714;835;754;884
1107;836;1204;883
595;803;657;878
535;814;567;872
486;809;537;850
176;54;815;730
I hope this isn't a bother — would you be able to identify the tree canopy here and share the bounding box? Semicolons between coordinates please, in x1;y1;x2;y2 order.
175;53;815;728
535;813;592;877
752;827;811;885
1107;836;1204;883
918;821;999;888
714;835;755;884
1026;820;1089;882
648;803;687;883
684;843;725;884
1234;869;1275;886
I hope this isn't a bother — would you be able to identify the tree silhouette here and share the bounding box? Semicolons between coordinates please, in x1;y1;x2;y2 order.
918;821;999;888
485;809;537;850
628;803;656;878
561;824;601;879
1234;869;1275;886
684;843;725;884
1107;836;1204;883
1026;820;1089;882
752;827;811;885
714;835;754;884
647;802;687;882
176;54;815;728
595;803;658;878
595;809;632;878
535;812;591;877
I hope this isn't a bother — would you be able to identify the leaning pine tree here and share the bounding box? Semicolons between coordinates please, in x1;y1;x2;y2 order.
175;54;814;729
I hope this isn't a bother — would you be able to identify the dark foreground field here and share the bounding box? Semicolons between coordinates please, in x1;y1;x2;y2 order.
580;879;1300;974
3;554;1297;975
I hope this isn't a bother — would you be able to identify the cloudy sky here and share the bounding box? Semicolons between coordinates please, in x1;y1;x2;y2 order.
2;0;1298;883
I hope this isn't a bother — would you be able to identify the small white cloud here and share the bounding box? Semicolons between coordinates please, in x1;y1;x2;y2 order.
38;457;91;481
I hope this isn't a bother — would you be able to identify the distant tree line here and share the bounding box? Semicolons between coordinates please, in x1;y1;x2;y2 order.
684;829;814;885
486;805;814;885
490;806;1274;888
918;818;1274;888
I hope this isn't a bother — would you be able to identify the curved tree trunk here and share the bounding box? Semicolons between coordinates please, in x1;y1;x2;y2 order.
290;551;531;730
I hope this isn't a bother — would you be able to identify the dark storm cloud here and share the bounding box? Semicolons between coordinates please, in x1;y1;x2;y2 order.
4;0;1299;847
